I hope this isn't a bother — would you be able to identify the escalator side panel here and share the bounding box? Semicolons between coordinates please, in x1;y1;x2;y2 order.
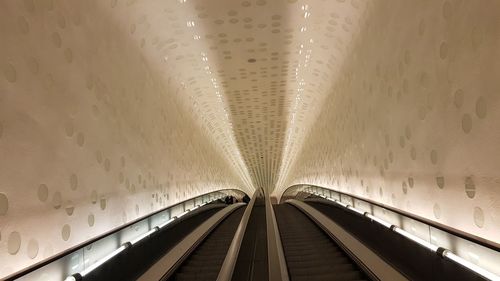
306;201;487;281
83;206;224;281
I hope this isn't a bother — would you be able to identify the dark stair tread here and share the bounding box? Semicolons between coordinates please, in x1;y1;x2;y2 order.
274;204;369;281
168;207;245;281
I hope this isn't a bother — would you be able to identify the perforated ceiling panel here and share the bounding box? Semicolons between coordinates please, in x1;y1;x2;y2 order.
124;0;368;190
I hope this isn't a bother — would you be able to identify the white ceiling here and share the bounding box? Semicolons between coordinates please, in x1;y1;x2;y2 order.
116;0;368;192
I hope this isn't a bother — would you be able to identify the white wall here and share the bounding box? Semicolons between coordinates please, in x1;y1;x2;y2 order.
282;0;500;246
0;1;249;278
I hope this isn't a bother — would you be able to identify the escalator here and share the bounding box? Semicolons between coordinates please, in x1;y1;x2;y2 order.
10;193;493;281
232;197;268;281
167;206;246;281
274;204;370;281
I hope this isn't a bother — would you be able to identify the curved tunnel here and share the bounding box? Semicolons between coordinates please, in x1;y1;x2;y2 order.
0;0;499;279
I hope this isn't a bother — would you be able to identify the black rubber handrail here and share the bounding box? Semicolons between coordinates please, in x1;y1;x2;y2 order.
281;184;500;253
5;189;248;280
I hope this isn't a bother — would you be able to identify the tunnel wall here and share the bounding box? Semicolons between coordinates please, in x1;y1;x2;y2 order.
284;0;500;246
0;1;247;278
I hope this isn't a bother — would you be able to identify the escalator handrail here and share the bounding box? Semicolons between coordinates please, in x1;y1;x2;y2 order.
217;191;258;281
265;193;290;281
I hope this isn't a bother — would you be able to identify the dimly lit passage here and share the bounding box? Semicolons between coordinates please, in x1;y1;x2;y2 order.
0;1;499;281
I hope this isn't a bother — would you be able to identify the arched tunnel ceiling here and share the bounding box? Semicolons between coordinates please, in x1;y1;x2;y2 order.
125;0;367;191
0;0;500;277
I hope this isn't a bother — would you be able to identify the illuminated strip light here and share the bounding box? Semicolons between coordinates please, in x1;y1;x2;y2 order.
318;194;392;227
346;205;364;216
364;213;392;229
157;202;211;229
318;192;392;228
176;210;190;218
322;196;347;207
441;250;500;281
80;243;130;277
190;203;206;211
174;204;203;221
392;226;439;252
182;209;191;215
130;227;159;245
331;199;349;208
158;217;176;229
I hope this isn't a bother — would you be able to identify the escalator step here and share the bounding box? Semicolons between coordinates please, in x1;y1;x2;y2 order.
274;204;369;281
168;207;245;281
